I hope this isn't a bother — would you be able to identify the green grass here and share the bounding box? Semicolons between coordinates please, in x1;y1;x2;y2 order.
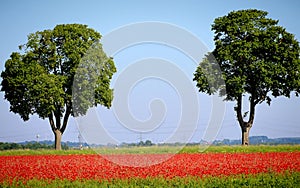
0;148;96;156
0;144;299;156
1;172;299;188
181;144;300;153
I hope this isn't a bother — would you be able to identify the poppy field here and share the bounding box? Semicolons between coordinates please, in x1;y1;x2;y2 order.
0;145;300;187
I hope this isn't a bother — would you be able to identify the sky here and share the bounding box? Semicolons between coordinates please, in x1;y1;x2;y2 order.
0;0;299;145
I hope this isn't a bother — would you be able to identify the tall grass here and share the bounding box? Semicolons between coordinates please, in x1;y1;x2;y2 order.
1;172;299;188
0;144;299;156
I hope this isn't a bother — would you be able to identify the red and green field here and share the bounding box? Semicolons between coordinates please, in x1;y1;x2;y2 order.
1;145;299;187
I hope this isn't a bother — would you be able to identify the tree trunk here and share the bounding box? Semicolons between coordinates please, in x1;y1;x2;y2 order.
236;94;256;146
48;104;71;150
241;126;251;146
54;129;62;150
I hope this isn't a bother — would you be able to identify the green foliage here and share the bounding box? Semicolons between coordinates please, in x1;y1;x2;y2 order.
0;142;24;150
1;172;299;188
72;42;116;116
193;9;300;144
194;53;225;95
1;24;116;121
194;9;300;103
1;24;116;149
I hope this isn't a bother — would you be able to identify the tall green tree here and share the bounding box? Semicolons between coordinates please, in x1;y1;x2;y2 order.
194;9;300;145
1;24;116;150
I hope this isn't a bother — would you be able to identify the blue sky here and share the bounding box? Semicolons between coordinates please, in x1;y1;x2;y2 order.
0;0;299;144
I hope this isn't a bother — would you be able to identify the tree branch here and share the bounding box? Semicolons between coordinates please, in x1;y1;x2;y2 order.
236;95;244;126
48;112;56;132
54;106;61;130
248;94;256;125
60;102;71;134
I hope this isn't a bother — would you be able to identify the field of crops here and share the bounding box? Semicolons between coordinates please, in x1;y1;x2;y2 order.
1;145;300;187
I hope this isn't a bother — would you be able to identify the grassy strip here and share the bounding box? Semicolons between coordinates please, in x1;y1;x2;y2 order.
1;172;299;188
181;144;300;153
0;145;299;156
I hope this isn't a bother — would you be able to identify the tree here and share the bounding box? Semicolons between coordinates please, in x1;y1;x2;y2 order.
1;24;116;150
194;9;300;145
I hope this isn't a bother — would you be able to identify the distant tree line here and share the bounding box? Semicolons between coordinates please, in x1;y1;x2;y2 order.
120;140;154;147
213;136;300;145
1;136;299;151
0;142;69;150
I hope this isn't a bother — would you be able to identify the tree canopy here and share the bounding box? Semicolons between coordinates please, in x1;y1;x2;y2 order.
194;9;300;145
1;24;116;149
